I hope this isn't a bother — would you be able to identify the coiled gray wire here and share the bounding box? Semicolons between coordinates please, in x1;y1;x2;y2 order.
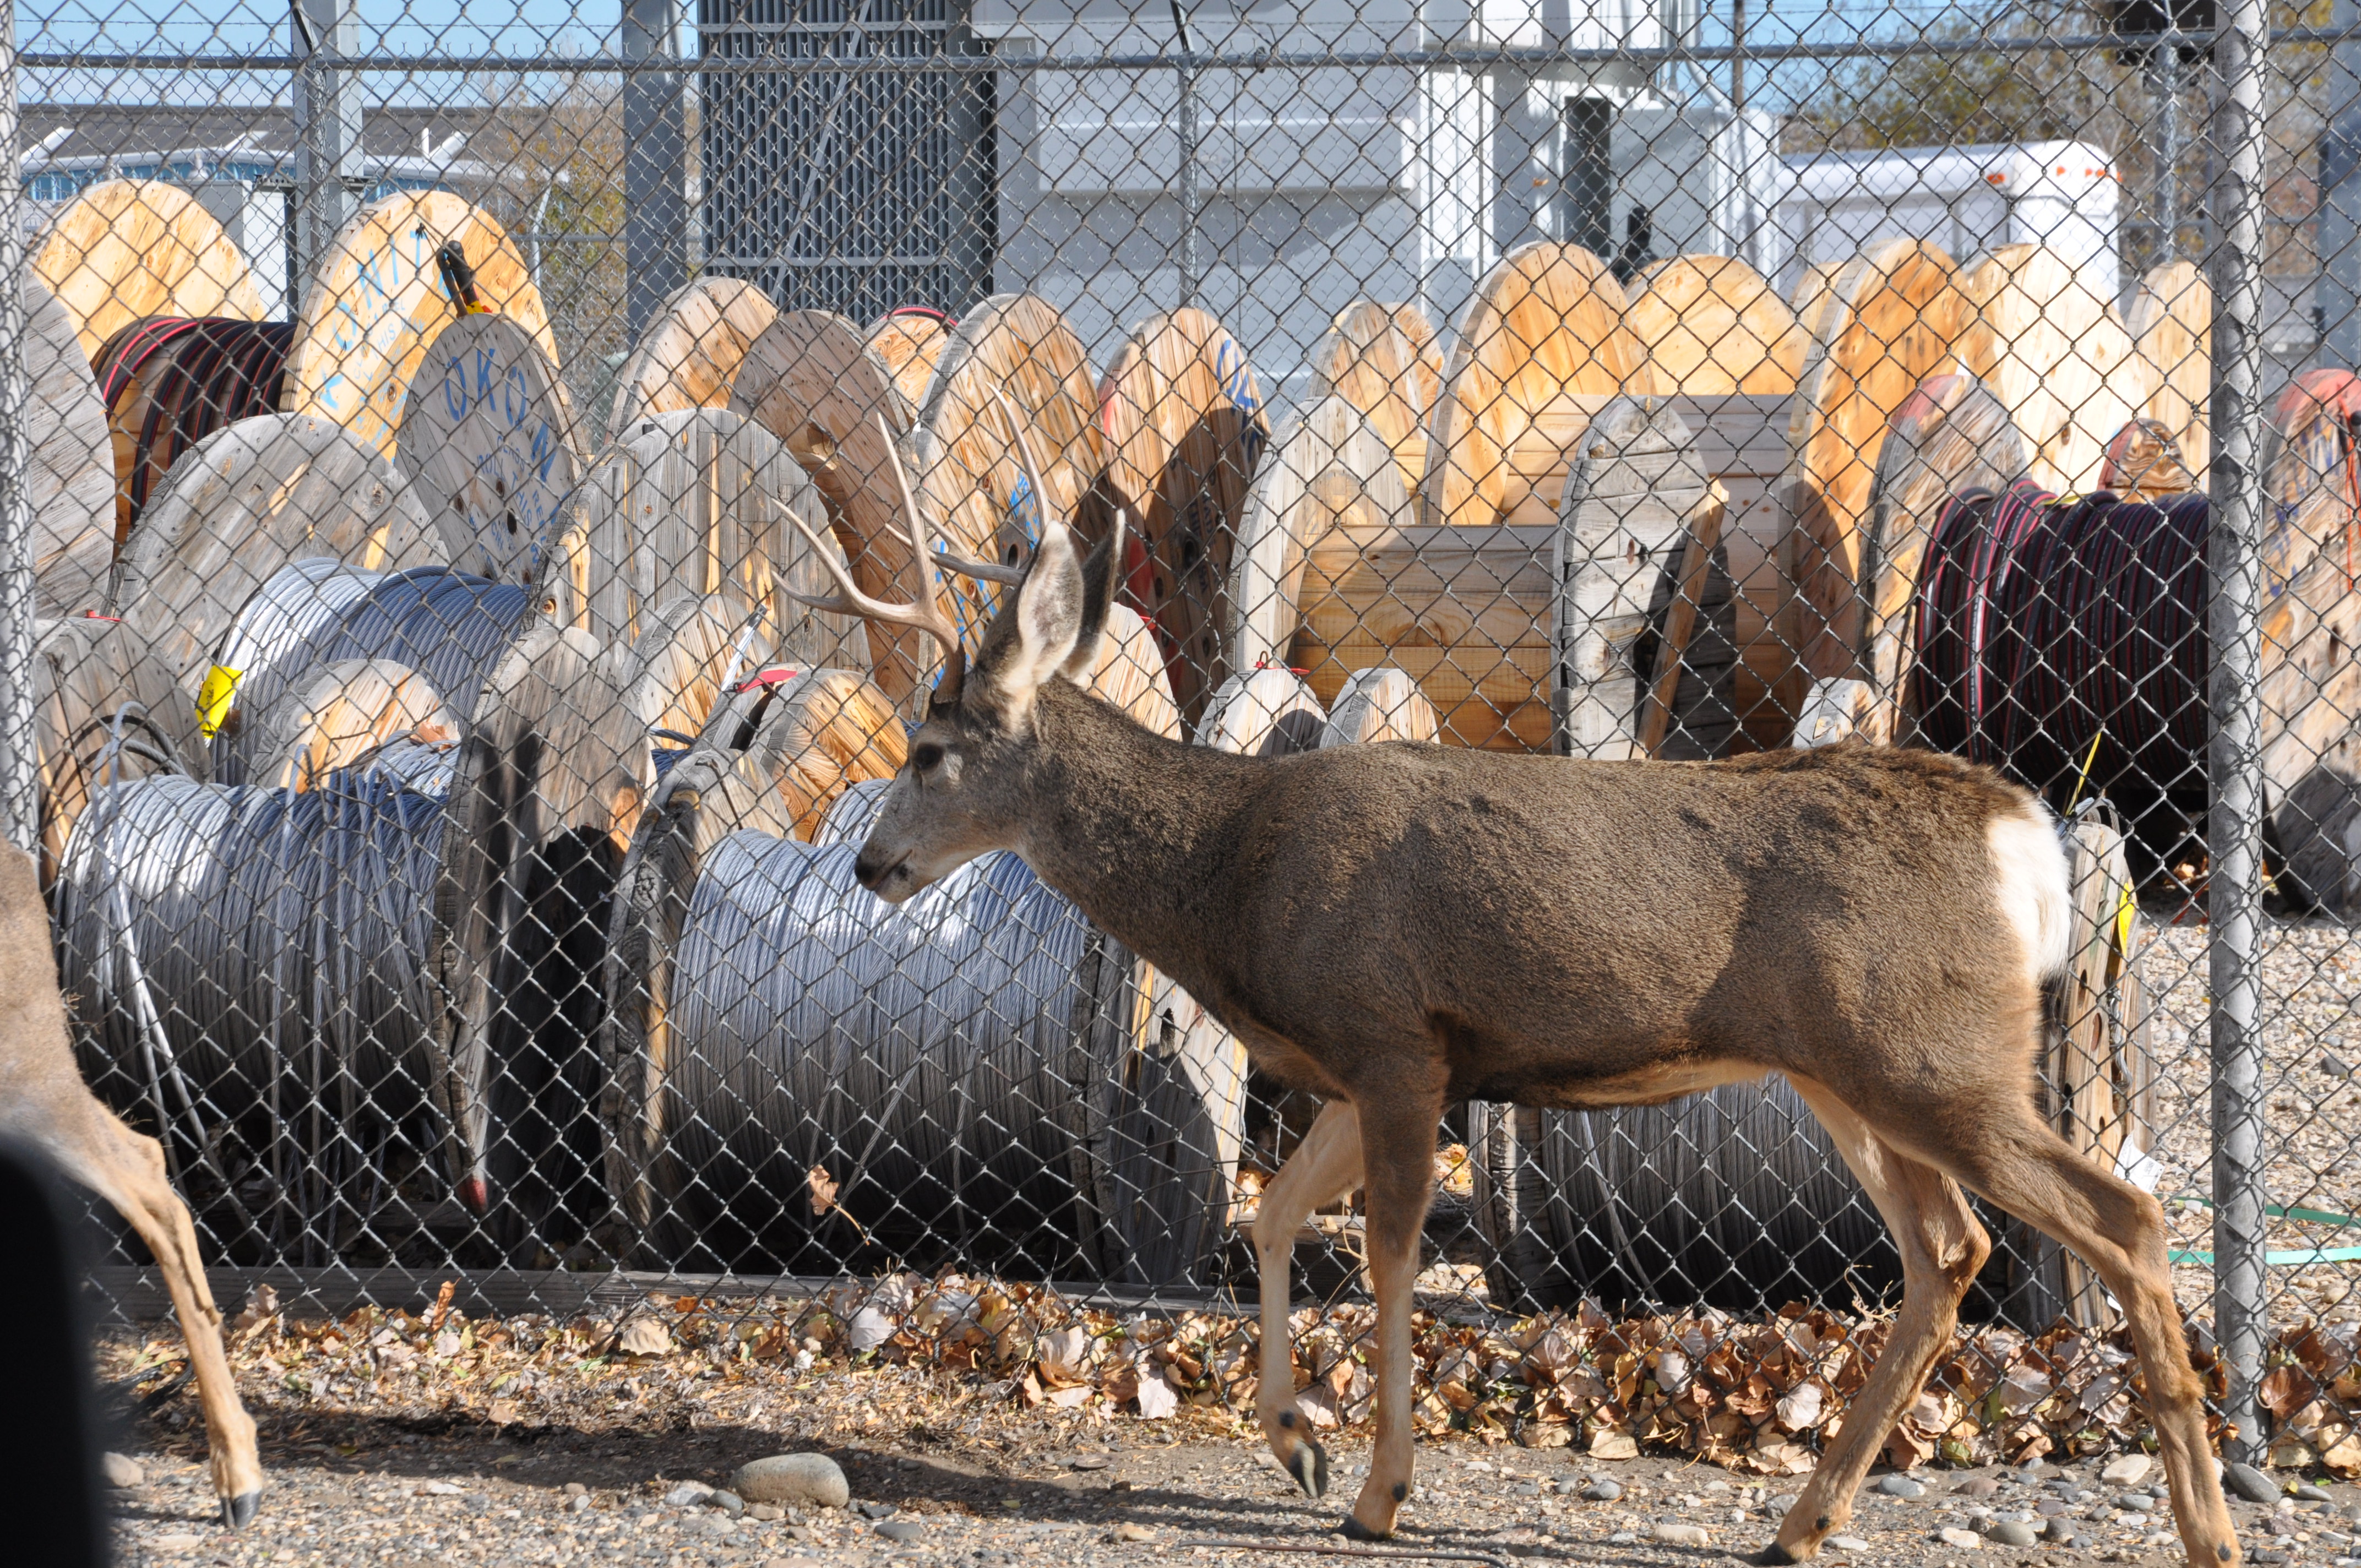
640;780;1235;1288
52;741;466;1261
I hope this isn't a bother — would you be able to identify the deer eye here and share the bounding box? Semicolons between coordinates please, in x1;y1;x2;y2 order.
910;742;945;774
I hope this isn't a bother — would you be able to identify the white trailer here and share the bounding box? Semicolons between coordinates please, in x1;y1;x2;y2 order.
1770;140;2123;301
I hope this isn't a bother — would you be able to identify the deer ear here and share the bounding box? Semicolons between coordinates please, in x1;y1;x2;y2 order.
1054;525;1122;684
986;523;1087;710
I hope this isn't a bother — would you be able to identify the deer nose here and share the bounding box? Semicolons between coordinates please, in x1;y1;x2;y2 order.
853;852;893;891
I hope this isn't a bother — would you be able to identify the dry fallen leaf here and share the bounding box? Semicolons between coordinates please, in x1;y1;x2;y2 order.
615;1317;674;1358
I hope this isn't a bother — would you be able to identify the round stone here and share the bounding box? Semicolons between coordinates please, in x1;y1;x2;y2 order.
1989;1520;2041;1547
1878;1476;1928;1499
733;1453;851;1510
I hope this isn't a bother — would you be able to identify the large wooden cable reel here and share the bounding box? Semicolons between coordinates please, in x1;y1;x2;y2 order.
395;313;586;584
242;657;463;794
279;190;554;460
2129;260;2211;482
1780;238;1979;686
1228;395;1410;681
1305;300;1441;497
728;309;935;703
1626;254;1805;396
1084;605;1185;741
1319;667;1440;748
1421;241;1657;533
2254;371;2361;812
605;275;780;442
1961;243;2152;498
20;275;116;615
108;412;444;710
1195;665;1327;756
1853;374;2031;745
911;293;1106;667
868;307;954;406
432;624;654;1243
1097;307;1272;728
550;406;868;674
31;612;204;884
33;179;267;363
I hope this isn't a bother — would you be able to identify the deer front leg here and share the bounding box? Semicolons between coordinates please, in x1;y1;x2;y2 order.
1340;1088;1445;1540
1251;1100;1363;1499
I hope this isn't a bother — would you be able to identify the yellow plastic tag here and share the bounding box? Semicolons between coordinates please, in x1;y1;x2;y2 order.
196;664;242;738
2113;881;2137;960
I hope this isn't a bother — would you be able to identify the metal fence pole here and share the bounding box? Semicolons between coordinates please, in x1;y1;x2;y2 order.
291;0;361;301
1169;0;1202;309
2206;0;2272;1463
0;0;31;853
623;0;688;342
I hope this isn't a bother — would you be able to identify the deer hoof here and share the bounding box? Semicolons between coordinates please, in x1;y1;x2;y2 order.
1340;1514;1391;1542
1753;1543;1798;1565
221;1490;262;1531
1286;1437;1329;1499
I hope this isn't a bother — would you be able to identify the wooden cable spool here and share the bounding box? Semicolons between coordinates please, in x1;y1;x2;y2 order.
1230;395;1410;681
243;658;463;793
1085;606;1184;740
22;275;116;616
2099;418;2197;500
279;191;554;459
92;315;295;549
435;624;654;1246
395;313;586;584
1305;300;1441;497
912;293;1107;654
32;179;266;363
1555;397;1726;760
1421;241;1658;532
1626;254;1805;396
728;310;935;702
1961;243;2153;499
1319;667;1438;748
2256;369;2361;803
2129;260;2211;483
1097;307;1271;726
1781;238;1979;682
1857;374;2031;745
626;595;777;749
109;412;444;706
1195;666;1326;756
549;406;868;674
867;306;954;406
602;740;1242;1288
605;275;780;443
31;611;204;883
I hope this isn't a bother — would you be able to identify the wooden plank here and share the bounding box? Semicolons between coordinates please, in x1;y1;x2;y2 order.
1231;396;1410;676
396;313;586;583
2129;261;2211;484
280;192;556;460
1637;483;1730;756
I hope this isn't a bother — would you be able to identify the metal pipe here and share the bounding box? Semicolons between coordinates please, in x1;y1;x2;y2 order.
31;26;2361;77
2206;0;2272;1467
1170;1;1202;309
0;0;31;851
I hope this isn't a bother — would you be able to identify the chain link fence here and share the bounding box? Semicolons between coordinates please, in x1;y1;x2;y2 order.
2;0;2359;1507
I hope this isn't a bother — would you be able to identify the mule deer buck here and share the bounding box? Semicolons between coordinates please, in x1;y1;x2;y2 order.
1;841;262;1526
780;420;2234;1563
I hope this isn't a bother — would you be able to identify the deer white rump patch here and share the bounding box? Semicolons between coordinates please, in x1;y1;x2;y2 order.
1987;807;2072;982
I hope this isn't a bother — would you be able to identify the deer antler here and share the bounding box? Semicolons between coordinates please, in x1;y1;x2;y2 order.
776;415;969;706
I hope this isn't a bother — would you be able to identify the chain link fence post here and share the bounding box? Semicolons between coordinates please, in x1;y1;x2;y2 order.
622;0;689;344
0;0;34;855
2206;0;2273;1465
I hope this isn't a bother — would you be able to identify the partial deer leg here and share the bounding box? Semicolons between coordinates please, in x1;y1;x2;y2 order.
1252;1099;1363;1499
1340;1087;1446;1541
1920;1107;2235;1568
1767;1080;1990;1564
35;1101;263;1527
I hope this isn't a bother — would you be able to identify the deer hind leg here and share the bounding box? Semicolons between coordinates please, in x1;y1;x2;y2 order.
42;1102;263;1527
1251;1098;1363;1499
1921;1107;2235;1568
1767;1080;1990;1564
1339;1087;1447;1541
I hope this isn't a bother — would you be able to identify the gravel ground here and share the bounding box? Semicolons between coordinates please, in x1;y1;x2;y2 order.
2140;923;2361;1322
100;1386;2361;1568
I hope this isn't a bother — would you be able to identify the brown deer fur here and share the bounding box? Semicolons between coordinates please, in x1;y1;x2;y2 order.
0;843;263;1526
795;493;2234;1562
